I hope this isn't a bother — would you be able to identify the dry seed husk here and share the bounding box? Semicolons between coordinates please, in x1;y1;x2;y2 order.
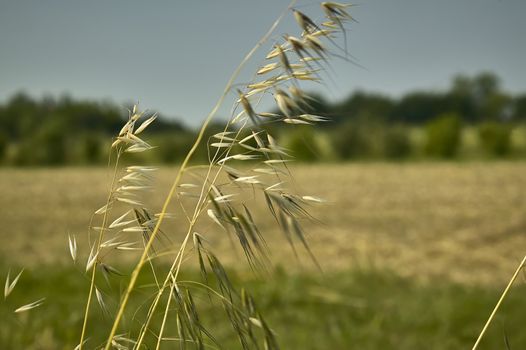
4;269;24;299
14;298;45;313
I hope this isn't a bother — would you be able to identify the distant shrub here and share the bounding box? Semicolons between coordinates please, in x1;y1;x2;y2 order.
38;124;67;165
331;122;371;160
425;113;462;158
478;122;511;156
80;134;103;164
12;141;33;166
510;126;526;157
283;127;321;162
0;131;7;163
13;123;68;165
155;133;194;163
382;126;412;159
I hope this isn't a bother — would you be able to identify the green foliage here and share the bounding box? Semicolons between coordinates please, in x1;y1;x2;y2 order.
0;93;185;166
1;70;526;166
154;133;194;163
328;122;412;160
478;122;512;156
425;113;462;158
13;121;67;166
283;127;321;162
512;94;526;121
0;131;7;163
393;92;448;124
382;126;412;159
334;91;394;122
38;122;68;165
79;134;103;164
331;122;371;160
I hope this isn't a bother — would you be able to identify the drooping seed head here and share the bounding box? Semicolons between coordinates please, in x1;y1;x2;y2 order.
285;35;310;60
276;44;293;75
274;89;296;118
321;2;354;20
304;34;325;52
237;89;259;125
293;9;320;34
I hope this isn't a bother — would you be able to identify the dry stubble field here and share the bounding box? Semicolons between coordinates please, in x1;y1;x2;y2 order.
1;162;525;287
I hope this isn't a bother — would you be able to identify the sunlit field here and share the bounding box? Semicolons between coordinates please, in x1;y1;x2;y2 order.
2;162;526;284
1;162;526;349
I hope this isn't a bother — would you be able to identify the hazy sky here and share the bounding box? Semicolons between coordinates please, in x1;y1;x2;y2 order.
1;0;525;126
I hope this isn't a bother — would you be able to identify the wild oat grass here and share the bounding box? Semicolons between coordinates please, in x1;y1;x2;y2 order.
81;3;359;348
2;2;361;349
2;2;525;349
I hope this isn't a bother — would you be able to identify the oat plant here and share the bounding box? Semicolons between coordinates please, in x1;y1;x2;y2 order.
7;2;356;349
77;3;357;349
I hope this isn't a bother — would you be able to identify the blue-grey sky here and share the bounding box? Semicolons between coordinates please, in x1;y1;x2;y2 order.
1;0;525;126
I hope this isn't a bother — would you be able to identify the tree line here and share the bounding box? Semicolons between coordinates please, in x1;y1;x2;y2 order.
1;72;525;165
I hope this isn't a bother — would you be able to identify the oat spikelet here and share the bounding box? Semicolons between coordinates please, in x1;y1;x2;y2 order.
134;113;157;135
14;297;45;313
68;234;78;262
85;246;98;272
95;287;109;315
4;269;24;299
293;9;321;34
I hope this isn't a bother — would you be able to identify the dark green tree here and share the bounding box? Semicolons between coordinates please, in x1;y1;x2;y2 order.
425;113;462;158
382;126;411;159
331;121;371;160
283;127;321;162
0;131;7;163
478;122;511;157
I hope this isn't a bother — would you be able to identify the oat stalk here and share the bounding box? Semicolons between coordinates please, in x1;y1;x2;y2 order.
103;3;298;348
79;152;122;348
472;253;526;350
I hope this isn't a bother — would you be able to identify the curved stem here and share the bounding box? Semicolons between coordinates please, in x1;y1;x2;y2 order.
79;151;121;349
103;3;296;348
154;287;173;350
134;233;190;349
472;253;526;350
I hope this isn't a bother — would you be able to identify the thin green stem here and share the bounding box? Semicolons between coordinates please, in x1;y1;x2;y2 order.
154;285;174;350
79;151;121;349
153;234;192;350
104;3;295;348
134;250;182;348
135;233;190;349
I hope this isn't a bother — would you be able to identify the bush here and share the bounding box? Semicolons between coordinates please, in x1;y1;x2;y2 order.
330;122;410;160
155;133;194;163
382;126;412;159
478;122;511;156
38;124;68;165
283;127;321;162
80;134;103;164
425;113;462;158
13;123;68;165
0;132;7;163
331;122;371;160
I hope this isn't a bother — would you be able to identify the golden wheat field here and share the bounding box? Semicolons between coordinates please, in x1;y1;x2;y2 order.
1;162;525;286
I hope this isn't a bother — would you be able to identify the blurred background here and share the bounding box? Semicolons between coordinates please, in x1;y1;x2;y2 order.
1;1;526;349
